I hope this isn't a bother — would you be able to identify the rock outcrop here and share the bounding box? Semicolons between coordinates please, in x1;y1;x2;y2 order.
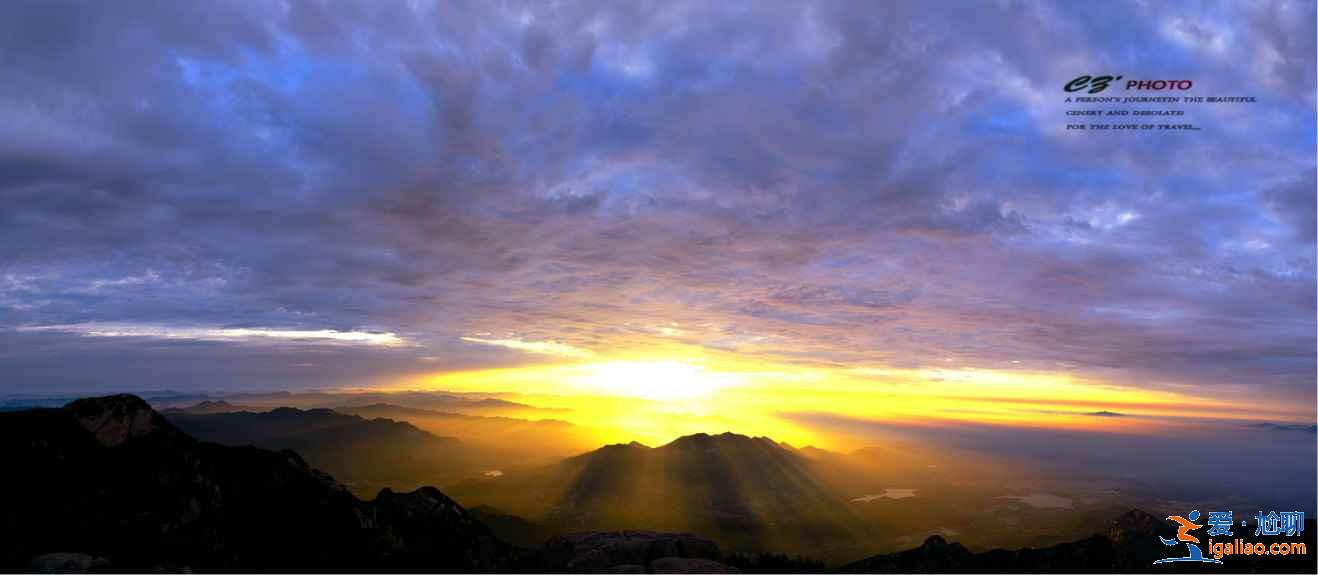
65;393;180;446
539;530;737;573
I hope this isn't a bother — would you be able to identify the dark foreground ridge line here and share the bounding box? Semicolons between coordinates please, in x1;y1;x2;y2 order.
2;394;1314;573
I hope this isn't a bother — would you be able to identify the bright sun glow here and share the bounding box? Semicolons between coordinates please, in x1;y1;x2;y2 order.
571;360;742;400
397;354;1313;449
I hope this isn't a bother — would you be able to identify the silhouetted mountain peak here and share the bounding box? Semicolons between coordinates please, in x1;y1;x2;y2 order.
839;532;974;572
537;428;862;561
916;534;971;556
376;485;460;510
661;431;777;451
175;399;238;412
160;399;255;415
268;406;338;417
584;440;650;454
372;486;492;541
64;394;182;447
1106;508;1169;544
359;402;404;410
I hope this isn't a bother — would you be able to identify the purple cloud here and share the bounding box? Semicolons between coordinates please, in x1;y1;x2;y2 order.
0;1;1312;405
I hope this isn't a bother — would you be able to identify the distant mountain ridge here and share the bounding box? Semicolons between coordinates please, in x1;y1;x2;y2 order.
154;390;562;416
336;402;598;461
164;406;483;496
341;402;575;426
161;399;254;414
167;405;458;448
0;389;562;415
1247;422;1318;434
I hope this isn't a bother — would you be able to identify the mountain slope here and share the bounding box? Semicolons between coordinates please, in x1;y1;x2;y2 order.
150;390;559;417
0;395;516;572
165;407;487;496
336;403;599;463
448;432;873;561
160;399;254;414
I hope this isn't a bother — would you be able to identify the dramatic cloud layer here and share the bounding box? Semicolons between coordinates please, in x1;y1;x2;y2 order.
1;1;1314;401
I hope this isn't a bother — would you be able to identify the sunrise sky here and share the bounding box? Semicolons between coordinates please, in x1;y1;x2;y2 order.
1;1;1314;449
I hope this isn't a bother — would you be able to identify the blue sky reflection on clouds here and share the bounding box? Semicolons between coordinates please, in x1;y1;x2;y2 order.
0;1;1314;414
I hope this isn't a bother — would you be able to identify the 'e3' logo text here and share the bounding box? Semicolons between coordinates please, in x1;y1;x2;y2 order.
1065;75;1123;94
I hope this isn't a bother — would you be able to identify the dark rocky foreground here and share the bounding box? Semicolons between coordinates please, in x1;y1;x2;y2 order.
2;394;1313;573
539;531;739;573
0;395;735;573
